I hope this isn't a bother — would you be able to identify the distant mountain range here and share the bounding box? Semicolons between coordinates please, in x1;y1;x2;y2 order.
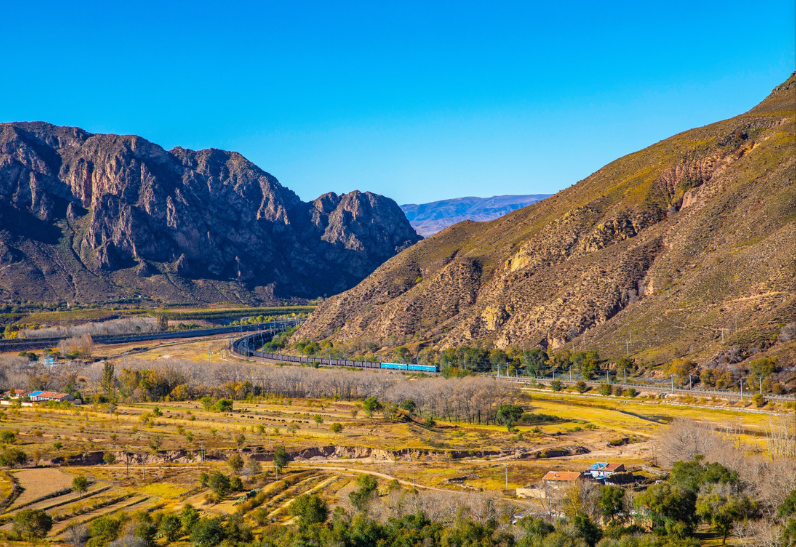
0;122;420;305
298;73;796;369
401;195;550;236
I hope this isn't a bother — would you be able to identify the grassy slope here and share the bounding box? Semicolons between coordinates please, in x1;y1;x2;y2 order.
298;74;796;368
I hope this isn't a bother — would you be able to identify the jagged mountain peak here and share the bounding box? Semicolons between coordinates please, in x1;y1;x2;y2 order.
0;122;421;304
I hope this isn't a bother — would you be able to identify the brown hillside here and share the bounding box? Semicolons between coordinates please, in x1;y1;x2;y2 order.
297;74;796;367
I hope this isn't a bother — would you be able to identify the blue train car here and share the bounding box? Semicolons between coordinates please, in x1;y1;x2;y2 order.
380;362;408;371
407;364;438;373
380;362;439;373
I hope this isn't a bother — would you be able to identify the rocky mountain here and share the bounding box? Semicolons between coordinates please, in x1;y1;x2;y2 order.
0;122;421;305
401;194;550;236
297;74;796;367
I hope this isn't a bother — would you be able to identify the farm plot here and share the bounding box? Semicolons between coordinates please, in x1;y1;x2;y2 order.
7;468;74;510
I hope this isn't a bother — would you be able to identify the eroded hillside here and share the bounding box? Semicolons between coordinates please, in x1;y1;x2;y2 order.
297;74;796;366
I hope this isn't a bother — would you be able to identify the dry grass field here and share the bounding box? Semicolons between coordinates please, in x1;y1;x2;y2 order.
0;338;791;545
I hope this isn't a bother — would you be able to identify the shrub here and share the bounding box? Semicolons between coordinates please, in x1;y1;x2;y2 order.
599;384;612;396
208;472;231;497
190;517;226;547
0;429;16;443
0;447;28;467
626;387;638;398
13;509;53;540
551;380;562;392
330;423;344;433
289;493;329;526
752;393;767;408
214;399;233;412
575;380;588;393
103;452;116;465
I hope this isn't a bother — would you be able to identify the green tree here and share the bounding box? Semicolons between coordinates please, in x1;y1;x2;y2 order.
572;512;602;547
362;397;383;418
635;482;698;537
349;474;378;512
101;361;115;398
780;489;796;547
0;429;16;443
227;453;244;474
273;445;289;473
399;399;417;413
214;399;233;412
88;514;126;546
159;513;183;542
189;517;226;547
180;504;200;534
669;457;737;492
289;493;329;526
331;422;344;433
224;513;253;544
496;404;524;431
200;396;214;411
598;485;626;523
13;509;53;540
72;474;89;494
522;348;549;376
696;484;758;544
207;471;231;497
103;452;116;465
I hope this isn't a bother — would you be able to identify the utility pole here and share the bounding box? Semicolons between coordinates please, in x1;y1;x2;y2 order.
569;366;572;382
740;379;744;401
689;375;692;390
626;339;629;356
721;328;725;344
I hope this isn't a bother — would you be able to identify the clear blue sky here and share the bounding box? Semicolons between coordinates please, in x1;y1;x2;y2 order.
2;1;793;205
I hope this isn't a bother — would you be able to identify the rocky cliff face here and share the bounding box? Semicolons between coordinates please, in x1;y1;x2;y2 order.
297;74;796;366
0;122;421;304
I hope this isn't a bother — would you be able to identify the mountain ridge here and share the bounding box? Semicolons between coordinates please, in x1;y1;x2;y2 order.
0;122;421;305
401;194;551;236
296;73;796;368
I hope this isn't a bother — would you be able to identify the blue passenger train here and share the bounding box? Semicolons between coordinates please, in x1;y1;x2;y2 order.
232;332;439;373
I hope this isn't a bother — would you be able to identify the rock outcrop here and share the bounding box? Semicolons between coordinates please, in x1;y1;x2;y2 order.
0;122;421;304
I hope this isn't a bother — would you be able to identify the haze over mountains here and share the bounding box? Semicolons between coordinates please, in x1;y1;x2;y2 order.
0;122;421;305
401;195;550;236
297;74;796;367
